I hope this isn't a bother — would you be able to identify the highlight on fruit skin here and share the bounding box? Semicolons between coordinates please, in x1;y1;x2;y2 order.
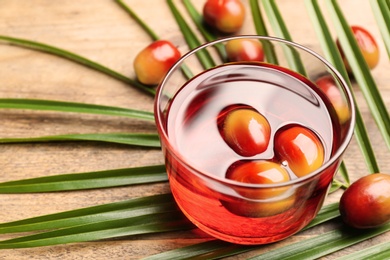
274;125;325;178
225;39;264;62
220;106;271;157
222;160;294;218
225;160;291;199
203;0;246;34
315;75;350;124
339;173;390;229
133;39;181;85
337;25;380;72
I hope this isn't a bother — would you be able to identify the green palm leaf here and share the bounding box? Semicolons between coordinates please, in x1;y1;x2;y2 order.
0;98;154;121
260;0;306;75
261;0;352;188
145;222;390;260
304;0;379;174
0;194;179;233
248;223;390;260
0;165;167;193
116;0;193;79
303;202;340;230
143;240;251;260
326;0;390;150
115;0;159;41
0;214;186;249
182;0;227;60
0;35;155;96
249;0;279;64
142;203;341;259
336;240;390;260
370;0;390;57
167;0;215;70
0;194;193;248
0;132;160;147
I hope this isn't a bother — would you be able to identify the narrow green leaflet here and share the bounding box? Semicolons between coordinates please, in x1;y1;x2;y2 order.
0;214;189;249
116;0;193;79
249;223;390;260
350;107;380;173
0;165;167;193
167;0;215;70
336;163;350;187
0;35;155;96
0;98;154;121
182;0;227;60
0;193;179;233
304;0;379;174
0;213;190;249
336;240;390;260
0;133;161;147
326;0;390;150
304;0;350;79
370;0;390;57
144;202;342;259
143;240;254;260
0;194;194;248
249;0;279;64
261;0;352;184
181;0;216;42
329;180;345;193
115;0;159;41
303;202;340;230
260;0;307;75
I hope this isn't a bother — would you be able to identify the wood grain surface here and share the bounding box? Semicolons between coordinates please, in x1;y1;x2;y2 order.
0;0;389;259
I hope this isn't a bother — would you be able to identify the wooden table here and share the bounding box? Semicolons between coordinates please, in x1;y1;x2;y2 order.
0;0;389;259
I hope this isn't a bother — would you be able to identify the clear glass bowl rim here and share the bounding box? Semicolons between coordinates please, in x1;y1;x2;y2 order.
154;35;356;189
